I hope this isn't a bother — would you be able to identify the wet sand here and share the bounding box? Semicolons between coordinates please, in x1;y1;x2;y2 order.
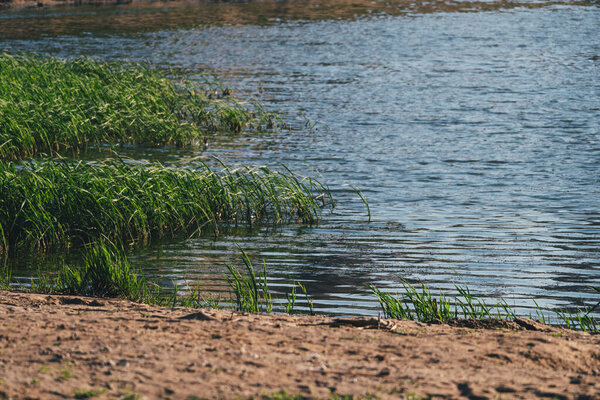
0;290;599;399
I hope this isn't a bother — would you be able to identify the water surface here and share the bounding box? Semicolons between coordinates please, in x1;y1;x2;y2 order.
2;0;599;316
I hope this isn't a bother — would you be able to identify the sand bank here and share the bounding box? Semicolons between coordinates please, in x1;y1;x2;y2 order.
0;290;598;399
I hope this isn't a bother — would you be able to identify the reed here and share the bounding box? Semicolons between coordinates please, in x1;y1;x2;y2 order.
0;53;279;160
0;160;330;256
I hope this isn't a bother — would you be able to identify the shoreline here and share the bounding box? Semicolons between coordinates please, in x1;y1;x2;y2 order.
0;0;135;9
1;290;598;399
1;0;593;12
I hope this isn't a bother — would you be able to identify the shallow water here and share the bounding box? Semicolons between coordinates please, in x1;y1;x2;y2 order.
2;0;599;316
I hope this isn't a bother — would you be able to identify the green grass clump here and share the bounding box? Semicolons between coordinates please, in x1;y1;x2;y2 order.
32;240;165;302
369;281;515;323
73;387;107;399
0;53;279;160
226;250;315;314
55;241;147;298
369;282;599;333
551;287;600;333
0;160;330;255
31;241;147;299
227;249;273;313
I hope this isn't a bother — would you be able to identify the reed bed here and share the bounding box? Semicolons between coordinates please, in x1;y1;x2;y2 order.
0;53;279;160
0;160;330;256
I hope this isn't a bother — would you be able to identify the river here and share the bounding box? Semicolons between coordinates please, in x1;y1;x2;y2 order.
1;0;598;316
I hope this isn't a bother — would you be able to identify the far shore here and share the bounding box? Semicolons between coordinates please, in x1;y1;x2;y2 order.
0;290;598;399
0;0;135;9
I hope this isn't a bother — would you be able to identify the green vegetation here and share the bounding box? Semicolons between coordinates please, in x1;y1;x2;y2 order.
0;53;596;335
368;281;515;323
247;392;386;400
59;367;73;381
227;249;273;313
537;287;600;333
0;266;9;289
73;387;107;399
225;249;316;314
26;242;315;315
0;160;329;256
34;241;147;299
3;241;600;332
369;281;599;333
0;53;327;317
0;54;279;160
117;394;141;400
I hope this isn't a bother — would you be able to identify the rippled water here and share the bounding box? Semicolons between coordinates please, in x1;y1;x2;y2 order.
2;0;599;316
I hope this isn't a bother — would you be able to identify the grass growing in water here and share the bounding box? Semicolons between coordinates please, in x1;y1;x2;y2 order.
0;160;330;255
368;282;515;323
369;282;599;333
32;241;150;300
225;250;316;314
47;241;146;298
26;243;316;315
5;244;598;331
227;249;273;313
0;53;279;160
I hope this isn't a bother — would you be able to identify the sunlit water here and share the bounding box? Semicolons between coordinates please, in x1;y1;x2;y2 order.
1;0;599;316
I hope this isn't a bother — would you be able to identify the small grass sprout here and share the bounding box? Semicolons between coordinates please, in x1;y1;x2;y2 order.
59;368;73;381
298;281;315;315
284;281;297;314
350;184;371;222
73;388;107;399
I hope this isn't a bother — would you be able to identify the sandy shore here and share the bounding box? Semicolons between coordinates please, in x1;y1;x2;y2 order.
0;290;599;399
